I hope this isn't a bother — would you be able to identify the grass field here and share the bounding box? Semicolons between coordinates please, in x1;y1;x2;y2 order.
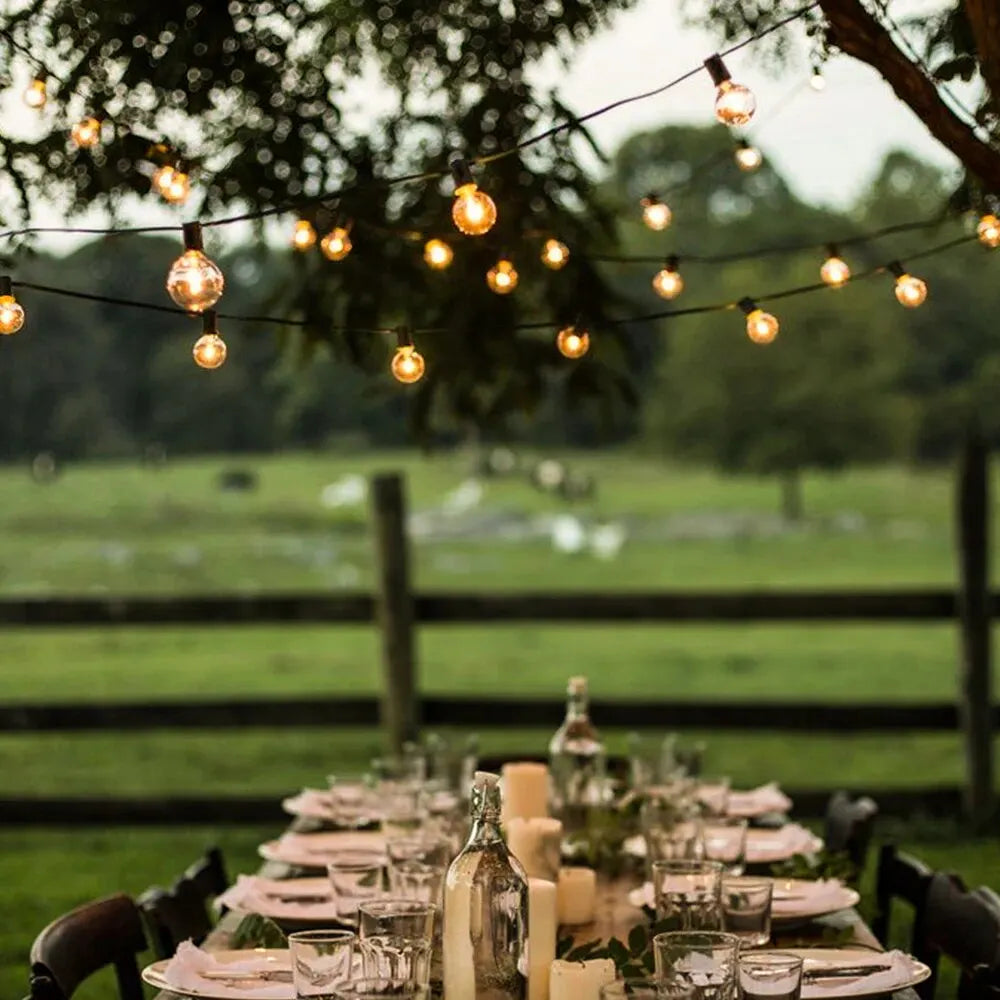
0;450;997;996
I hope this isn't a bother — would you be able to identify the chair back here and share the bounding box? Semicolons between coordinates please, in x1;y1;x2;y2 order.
823;791;878;877
29;893;147;1000
186;846;229;898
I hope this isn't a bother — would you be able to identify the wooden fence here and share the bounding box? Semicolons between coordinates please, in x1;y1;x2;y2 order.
0;466;995;829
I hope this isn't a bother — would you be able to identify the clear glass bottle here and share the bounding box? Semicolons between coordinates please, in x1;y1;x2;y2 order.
443;771;528;999
548;676;607;832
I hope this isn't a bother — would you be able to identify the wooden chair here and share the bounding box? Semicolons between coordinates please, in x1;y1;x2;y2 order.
823;790;878;878
871;844;938;999
28;893;147;1000
185;845;229;900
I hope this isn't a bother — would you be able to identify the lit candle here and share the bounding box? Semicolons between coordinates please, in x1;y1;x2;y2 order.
549;958;616;1000
507;817;563;881
501;762;550;822
528;878;557;1000
556;867;597;925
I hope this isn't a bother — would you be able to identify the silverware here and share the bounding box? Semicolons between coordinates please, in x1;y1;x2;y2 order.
263;892;333;904
803;963;892;980
198;968;293;983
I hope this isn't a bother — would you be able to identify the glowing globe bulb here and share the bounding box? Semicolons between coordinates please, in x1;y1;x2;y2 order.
152;164;175;196
291;220;317;251
894;273;927;308
452;183;497;236
641;197;672;231
746;308;779;344
977;214;1000;248
810;72;826;92
541;238;569;270
193;332;227;369
162;170;190;205
71;117;101;149
820;256;851;288
320;227;352;261
735;144;762;172
715;80;757;126
0;294;25;334
423;239;453;270
391;345;425;384
556;325;590;359
487;259;518;294
652;267;684;300
23;79;47;109
167;250;225;312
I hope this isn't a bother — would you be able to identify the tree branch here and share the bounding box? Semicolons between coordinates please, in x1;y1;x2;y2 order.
819;0;1000;190
964;0;1000;116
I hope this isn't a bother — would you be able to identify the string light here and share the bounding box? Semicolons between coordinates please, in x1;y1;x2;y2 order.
734;139;763;172
166;222;225;312
641;195;672;231
652;256;684;300
820;245;851;287
739;297;779;343
977;214;1000;248
0;277;25;334
486;257;519;294
152;163;191;205
291;219;317;252
320;223;353;261
556;324;590;359
71;116;102;149
192;311;227;369
450;157;497;237
423;238;454;270
704;55;757;126
888;261;928;308
541;238;570;270
23;78;47;109
810;69;827;91
391;326;425;383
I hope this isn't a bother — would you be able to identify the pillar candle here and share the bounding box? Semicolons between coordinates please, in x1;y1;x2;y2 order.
527;878;557;1000
556;867;597;925
501;762;550;822
507;817;563;881
442;878;475;999
549;959;616;1000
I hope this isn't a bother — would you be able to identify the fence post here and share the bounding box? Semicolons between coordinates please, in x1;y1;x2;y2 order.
370;472;419;752
955;428;995;830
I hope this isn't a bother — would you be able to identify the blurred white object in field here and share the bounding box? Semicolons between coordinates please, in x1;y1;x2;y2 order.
535;459;566;491
320;474;366;508
444;478;484;514
590;522;626;560
551;514;586;553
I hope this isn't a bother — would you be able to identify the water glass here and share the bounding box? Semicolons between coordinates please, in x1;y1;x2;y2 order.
653;931;740;1000
721;877;772;948
386;834;452;870
358;899;436;988
327;850;386;917
380;786;427;839
738;952;803;1000
642;798;703;866
331;977;423;999
702;818;748;875
388;859;446;905
652;860;724;931
600;979;695;998
696;778;731;818
327;775;377;829
288;929;357;999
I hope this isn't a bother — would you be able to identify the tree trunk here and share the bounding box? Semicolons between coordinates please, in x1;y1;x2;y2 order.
780;471;803;522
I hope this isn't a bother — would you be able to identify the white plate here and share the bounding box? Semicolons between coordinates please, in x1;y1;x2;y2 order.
726;785;793;818
217;876;352;925
258;830;386;868
627;877;860;922
142;948;293;1000
784;947;932;999
281;788;332;821
624;825;823;865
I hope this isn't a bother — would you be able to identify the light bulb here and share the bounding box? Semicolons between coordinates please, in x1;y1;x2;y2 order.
158;168;190;205
167;253;225;312
23;79;47;109
291;219;317;251
452;183;497;237
820;255;851;288
423;239;453;270
152;164;175;195
320;226;352;261
715;81;757;126
486;258;518;294
541;238;570;270
641;196;672;231
556;325;590;359
391;345;425;383
71;117;102;149
734;142;762;172
193;332;227;369
977;214;1000;248
738;298;778;344
894;272;927;308
0;292;25;335
810;71;826;92
652;263;684;300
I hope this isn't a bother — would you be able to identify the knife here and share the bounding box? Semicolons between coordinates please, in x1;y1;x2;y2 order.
803;963;893;980
198;969;293;983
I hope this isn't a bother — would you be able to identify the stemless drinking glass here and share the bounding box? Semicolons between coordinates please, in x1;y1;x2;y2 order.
642;798;703;866
600;979;695;998
388;859;446;905
380;786;427;839
653;931;740;1000
327;775;377;829
358;899;436;988
288;929;357;1000
702;818;748;875
721;877;773;948
332;977;422;999
327;849;386;917
386;834;451;870
738;952;803;1000
652;860;724;931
